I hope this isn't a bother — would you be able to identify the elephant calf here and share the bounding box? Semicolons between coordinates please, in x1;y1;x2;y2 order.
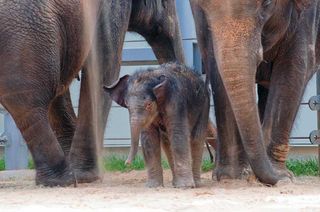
104;63;210;188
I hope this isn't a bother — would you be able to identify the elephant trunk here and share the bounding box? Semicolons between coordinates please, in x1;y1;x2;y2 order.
212;25;281;184
126;119;142;165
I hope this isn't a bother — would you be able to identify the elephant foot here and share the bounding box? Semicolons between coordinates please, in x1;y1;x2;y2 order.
70;155;101;183
146;178;163;188
268;143;292;178
172;176;195;189
272;161;294;181
73;168;101;184
35;161;76;187
194;178;201;188
214;165;248;181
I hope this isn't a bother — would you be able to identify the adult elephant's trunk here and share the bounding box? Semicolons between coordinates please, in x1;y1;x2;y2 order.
211;19;281;185
126;120;142;165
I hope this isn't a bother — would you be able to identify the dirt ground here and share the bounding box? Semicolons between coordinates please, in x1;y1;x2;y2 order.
0;170;320;211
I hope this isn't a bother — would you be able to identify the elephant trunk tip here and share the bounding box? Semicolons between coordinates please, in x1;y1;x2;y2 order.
125;158;132;165
125;143;139;166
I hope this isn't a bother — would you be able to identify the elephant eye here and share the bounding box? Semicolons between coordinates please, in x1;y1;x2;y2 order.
145;102;153;112
262;0;273;8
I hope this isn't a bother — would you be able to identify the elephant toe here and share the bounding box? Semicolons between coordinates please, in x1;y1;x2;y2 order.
275;176;293;186
146;179;163;188
36;169;76;187
73;169;101;184
214;166;242;181
173;177;195;189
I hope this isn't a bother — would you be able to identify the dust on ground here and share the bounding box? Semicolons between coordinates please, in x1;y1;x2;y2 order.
0;170;320;211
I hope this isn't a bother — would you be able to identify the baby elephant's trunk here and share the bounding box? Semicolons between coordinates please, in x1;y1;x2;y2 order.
126;121;141;165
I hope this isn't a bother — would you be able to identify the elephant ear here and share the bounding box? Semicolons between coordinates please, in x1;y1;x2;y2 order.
153;75;168;107
103;75;130;108
294;0;312;14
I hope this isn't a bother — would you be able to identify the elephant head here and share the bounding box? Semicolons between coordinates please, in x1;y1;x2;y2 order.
104;74;168;164
189;0;311;184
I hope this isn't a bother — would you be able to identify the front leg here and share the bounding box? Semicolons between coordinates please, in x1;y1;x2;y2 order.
167;113;195;188
69;3;131;183
190;5;249;181
141;126;163;188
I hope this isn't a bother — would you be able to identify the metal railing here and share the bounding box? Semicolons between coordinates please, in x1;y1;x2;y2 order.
307;72;320;175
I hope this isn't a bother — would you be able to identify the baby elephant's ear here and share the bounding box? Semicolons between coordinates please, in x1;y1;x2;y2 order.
103;75;130;108
153;75;168;106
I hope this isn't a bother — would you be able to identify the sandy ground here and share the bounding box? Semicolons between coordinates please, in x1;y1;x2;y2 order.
0;170;320;211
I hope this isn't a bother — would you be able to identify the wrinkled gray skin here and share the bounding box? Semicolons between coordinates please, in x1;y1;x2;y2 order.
190;0;320;185
0;0;183;186
104;63;210;188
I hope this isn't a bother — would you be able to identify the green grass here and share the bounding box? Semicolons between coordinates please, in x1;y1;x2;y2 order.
103;155;319;177
103;155;214;173
286;158;319;176
201;158;215;172
0;156;319;177
0;158;4;171
28;160;34;169
104;155;145;172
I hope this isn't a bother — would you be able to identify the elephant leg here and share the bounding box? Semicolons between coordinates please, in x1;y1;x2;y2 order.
69;3;131;183
191;138;204;187
263;55;308;178
141;127;163;188
212;72;249;181
1;90;74;186
168;115;195;188
160;132;175;183
190;4;249;181
49;89;76;155
191;97;209;187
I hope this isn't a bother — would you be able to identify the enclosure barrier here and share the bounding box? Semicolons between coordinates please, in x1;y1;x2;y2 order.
308;72;320;176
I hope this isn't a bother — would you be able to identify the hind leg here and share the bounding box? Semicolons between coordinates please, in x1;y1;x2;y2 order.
1;91;74;186
191;138;204;187
49;90;76;155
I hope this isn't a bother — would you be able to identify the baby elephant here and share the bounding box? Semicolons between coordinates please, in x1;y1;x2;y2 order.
104;63;210;188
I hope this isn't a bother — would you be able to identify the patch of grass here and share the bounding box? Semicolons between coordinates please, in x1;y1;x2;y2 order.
0;158;34;170
161;159;170;169
202;158;214;172
28;159;34;169
0;158;4;171
104;155;145;172
286;158;319;176
103;155;215;173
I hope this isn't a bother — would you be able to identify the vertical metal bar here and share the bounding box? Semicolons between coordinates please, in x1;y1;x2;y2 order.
317;72;320;176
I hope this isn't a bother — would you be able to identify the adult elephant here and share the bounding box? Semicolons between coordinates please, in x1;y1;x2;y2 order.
189;0;318;185
0;0;184;186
